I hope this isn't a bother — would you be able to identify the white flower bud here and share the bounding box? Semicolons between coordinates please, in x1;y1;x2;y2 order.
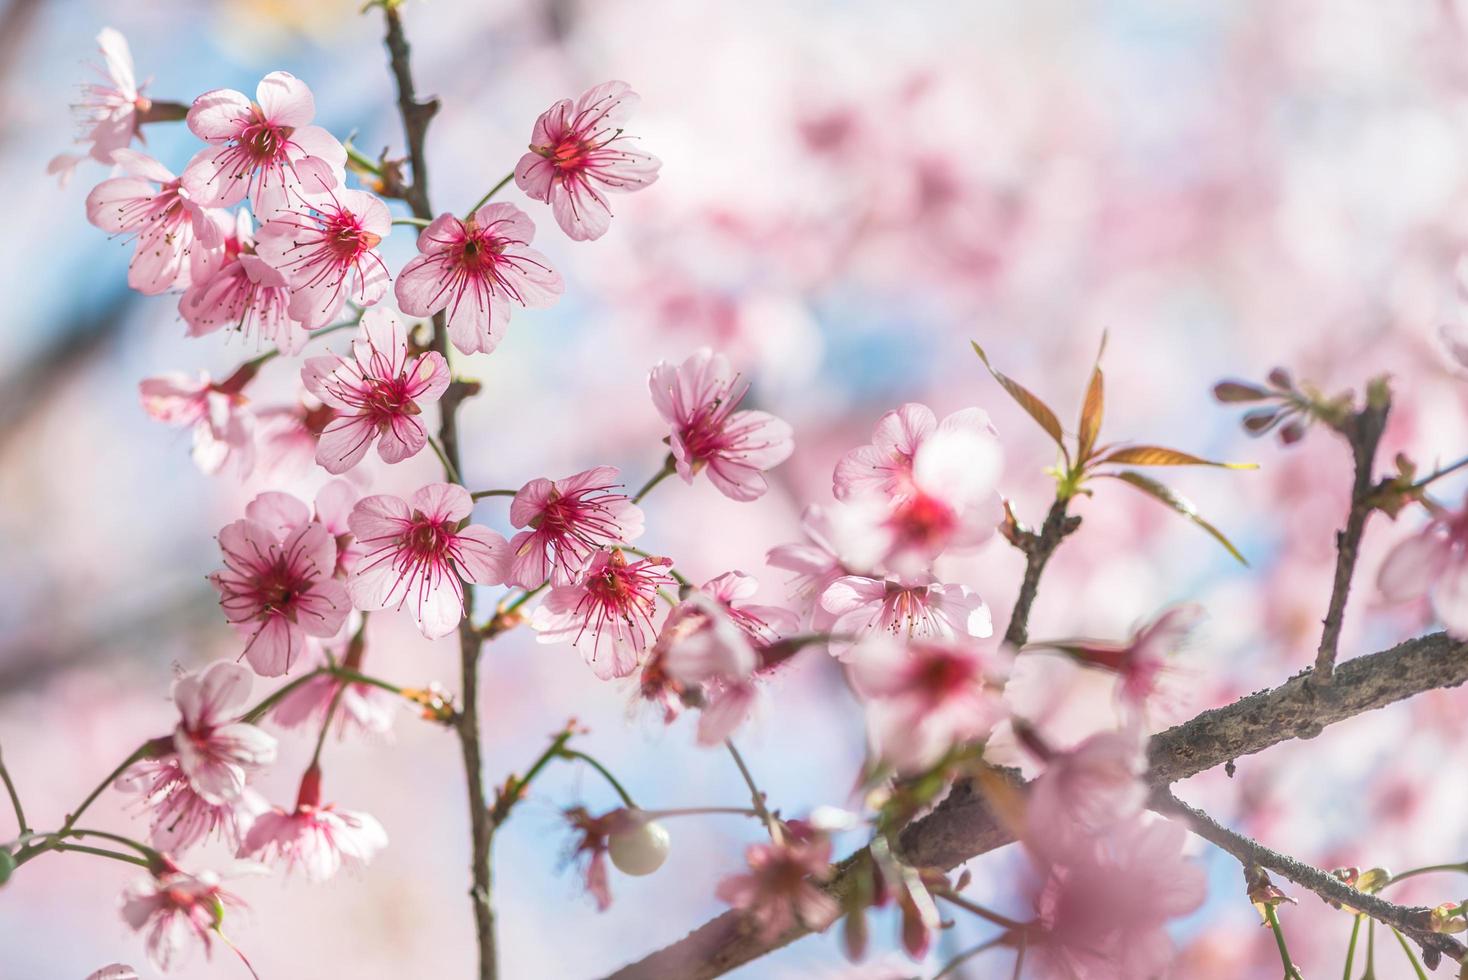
609;818;671;876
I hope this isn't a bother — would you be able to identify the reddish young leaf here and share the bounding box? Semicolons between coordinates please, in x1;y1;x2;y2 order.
1097;446;1258;469
1101;470;1249;565
971;341;1069;464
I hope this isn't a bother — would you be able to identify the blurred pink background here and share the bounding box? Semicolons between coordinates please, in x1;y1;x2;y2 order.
4;0;1468;977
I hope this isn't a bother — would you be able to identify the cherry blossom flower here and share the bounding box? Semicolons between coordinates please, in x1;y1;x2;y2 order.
700;571;800;646
49;28;150;185
254;185;391;329
833;402;995;502
240;767;387;882
1022;816;1206;979
85;150;224;295
847;636;1005;773
301;308;449;473
139;371;255;477
817;574;991;660
313;480;365;579
836;426;1003;576
533;548;676;679
347;483;510;639
181;71;345;210
766;505;853;621
1022;726;1148;864
507;465;644;588
272;613;394;738
1379;496;1468;637
252;400;335;481
180;211;305;353
644;591;762;744
209;499;351;676
121;866;253;972
1029;604;1205;710
715;834;839;942
169;661;277;804
116;754;266;854
394;202;564;355
649;349;794;501
514;80;661;241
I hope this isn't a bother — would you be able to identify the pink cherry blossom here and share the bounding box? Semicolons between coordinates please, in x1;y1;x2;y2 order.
313;480;365;579
514;80;661;241
272;613;394;738
209;500;351;676
240;769;387;883
645;591;764;744
85;150;225;295
649;348;795;501
180;211;306;353
847;636;1005;773
1022;815;1206;979
394;202;564;355
301;308;449;473
714;834;839;943
116;754;266;854
700;571;800;647
48;28;150;184
169;661;278;804
817;574;991;660
507;465;644;588
252;400;335;481
139;371;255;477
833;402;995;502
532;548;676;679
1022;726;1148;864
347;483;510;639
1030;604;1205;710
120;867;251;972
1379;495;1468;637
254;185;391;329
181;71;345;210
766;505;853;621
838;426;1003;576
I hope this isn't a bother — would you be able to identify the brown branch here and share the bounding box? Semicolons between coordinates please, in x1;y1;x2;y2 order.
381;9;495;980
1153;788;1465;968
1313;381;1391;685
602;630;1468;979
1002;497;1080;648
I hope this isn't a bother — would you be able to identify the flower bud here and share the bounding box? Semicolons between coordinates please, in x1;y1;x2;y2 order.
608;817;670;876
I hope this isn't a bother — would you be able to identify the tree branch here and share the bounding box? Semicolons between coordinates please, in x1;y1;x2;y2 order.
381;9;496;980
1152;787;1465;967
1002;497;1080;648
1313;382;1391;685
602;630;1468;979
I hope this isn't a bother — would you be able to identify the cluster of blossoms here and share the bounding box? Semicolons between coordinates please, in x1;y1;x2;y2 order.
38;16;1468;980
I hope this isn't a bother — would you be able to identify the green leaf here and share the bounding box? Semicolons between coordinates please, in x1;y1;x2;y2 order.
1097;446;1258;469
1101;470;1249;565
972;341;1069;465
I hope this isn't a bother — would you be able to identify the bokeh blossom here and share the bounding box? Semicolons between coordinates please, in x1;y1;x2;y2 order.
48;28;149;184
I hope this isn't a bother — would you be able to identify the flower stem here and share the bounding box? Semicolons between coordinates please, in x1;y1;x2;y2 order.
1392;928;1429;980
1343;914;1362;980
558;749;636;808
632;456;677;504
621;546;690;588
60;743;151;837
641;806;760;820
723;740;779;841
467;172;516;216
1265;903;1304;979
392;216;431;228
344;141;384;177
470;489;518;500
937;892;1028;933
1385;862;1468;887
47;842;152;869
0;744;28;834
493;725;577;827
427;433;462;483
1411;454;1468;490
240;668;331;724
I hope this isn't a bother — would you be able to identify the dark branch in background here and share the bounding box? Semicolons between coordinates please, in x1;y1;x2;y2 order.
1153;788;1465;967
603;630;1468;979
382;10;497;980
1313;380;1391;685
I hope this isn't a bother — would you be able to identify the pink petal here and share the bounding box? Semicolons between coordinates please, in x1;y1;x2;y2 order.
256;71;314;128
